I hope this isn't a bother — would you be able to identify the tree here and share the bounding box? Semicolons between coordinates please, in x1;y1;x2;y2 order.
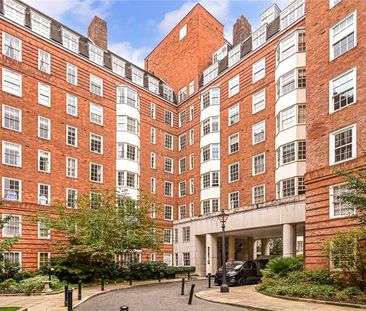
323;230;366;291
47;189;160;254
336;167;366;225
321;166;366;290
42;189;161;280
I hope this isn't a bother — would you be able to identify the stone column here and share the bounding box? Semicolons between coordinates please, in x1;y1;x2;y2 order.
283;224;296;257
228;236;236;261
194;236;205;276
261;238;270;256
247;237;254;260
206;234;218;275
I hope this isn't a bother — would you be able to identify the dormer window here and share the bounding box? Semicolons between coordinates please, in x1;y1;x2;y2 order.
212;44;228;63
112;56;125;77
228;45;241;67
89;44;104;66
163;85;174;102
148;76;159;94
132;67;143;86
252;25;267;50
4;0;25;25
31;12;51;39
62;29;79;53
280;0;305;31
260;4;280;26
203;63;218;85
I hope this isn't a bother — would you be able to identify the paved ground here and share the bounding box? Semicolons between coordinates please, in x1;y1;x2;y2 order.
76;280;246;311
197;285;364;311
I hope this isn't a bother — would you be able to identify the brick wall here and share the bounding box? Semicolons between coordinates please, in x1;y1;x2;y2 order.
305;0;366;269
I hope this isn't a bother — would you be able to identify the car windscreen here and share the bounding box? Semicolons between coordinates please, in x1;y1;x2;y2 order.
226;261;243;270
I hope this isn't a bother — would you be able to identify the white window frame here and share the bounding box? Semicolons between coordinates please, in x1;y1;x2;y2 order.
131;67;144;86
66;93;78;117
252;153;266;175
38;219;50;239
228;104;240;126
252;120;266;144
330;0;342;8
228;162;240;183
329;67;357;113
329;11;357;61
31;11;51;38
2;177;21;202
228;75;240;97
89;74;103;97
4;0;25;25
38;82;51;107
2;141;21;167
228;132;239;155
66;63;78;85
88;44;104;66
2;104;21;132
252;58;266;83
66;157;78;178
252;89;266;114
62;28;79;53
90;133;103;154
329;124;356;165
38;49;51;74
90;103;103;126
228;45;241;67
2;32;22;61
2;214;21;238
38;183;51;205
329;184;356;219
38;116;51;140
66;125;77;147
2;67;22;97
90;163;103;183
252;184;266;204
38;149;51;173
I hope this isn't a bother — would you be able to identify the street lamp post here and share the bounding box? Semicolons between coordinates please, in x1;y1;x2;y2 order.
217;209;229;293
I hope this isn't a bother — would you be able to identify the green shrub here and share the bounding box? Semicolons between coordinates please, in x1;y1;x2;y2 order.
308;285;336;299
262;256;303;277
341;287;362;297
0;279;21;293
19;275;62;295
165;266;195;275
285;284;309;297
286;269;333;285
129;262;167;280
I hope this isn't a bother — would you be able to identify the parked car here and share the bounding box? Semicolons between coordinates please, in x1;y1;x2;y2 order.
214;259;269;286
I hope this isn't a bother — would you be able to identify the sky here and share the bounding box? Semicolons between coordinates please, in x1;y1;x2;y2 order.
22;0;289;67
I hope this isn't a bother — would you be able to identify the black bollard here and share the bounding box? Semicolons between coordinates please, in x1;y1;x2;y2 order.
188;271;191;280
120;306;129;311
64;284;68;307
78;280;82;300
208;273;212;288
67;288;73;311
129;276;132;286
188;284;195;305
181;277;185;295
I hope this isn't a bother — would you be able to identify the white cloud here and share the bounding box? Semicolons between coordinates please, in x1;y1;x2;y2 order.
158;0;231;36
22;0;112;23
109;41;150;68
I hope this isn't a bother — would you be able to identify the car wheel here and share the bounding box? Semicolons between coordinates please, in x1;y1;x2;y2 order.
238;277;246;286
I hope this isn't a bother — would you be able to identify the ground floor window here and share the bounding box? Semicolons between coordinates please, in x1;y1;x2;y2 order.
183;252;190;266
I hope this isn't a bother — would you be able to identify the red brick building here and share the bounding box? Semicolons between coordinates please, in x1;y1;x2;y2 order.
0;0;363;273
305;0;366;269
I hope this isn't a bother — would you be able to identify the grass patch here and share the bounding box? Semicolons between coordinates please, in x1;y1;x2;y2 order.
0;308;19;311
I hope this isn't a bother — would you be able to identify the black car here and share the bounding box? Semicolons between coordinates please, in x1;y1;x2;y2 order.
214;259;268;286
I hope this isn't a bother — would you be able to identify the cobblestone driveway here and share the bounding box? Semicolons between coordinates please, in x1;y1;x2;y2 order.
76;280;247;311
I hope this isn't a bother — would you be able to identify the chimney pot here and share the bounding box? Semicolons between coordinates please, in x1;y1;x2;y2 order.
88;16;108;50
232;16;252;46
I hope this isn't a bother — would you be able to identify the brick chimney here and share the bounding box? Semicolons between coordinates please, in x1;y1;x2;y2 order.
88;16;108;50
232;16;252;46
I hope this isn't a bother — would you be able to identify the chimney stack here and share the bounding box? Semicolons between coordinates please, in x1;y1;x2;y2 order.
88;16;108;50
232;16;252;46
